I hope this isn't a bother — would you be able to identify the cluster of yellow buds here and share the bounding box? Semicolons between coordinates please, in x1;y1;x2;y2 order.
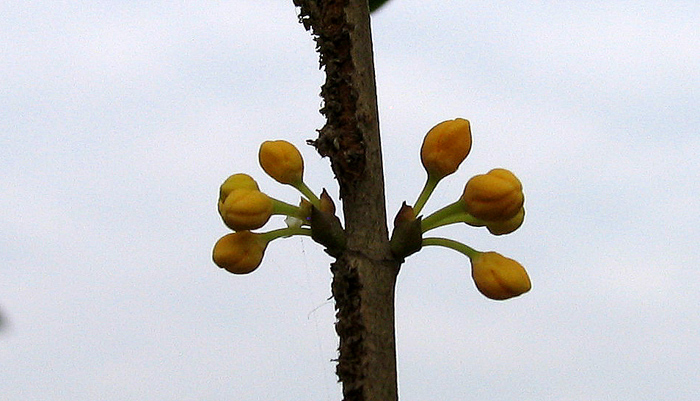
213;119;531;301
213;140;342;275
390;118;531;301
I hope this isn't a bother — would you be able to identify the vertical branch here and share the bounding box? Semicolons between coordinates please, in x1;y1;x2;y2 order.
293;0;400;400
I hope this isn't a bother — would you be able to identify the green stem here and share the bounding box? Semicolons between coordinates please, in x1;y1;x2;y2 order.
261;226;312;242
413;174;440;216
271;198;304;218
294;180;321;208
422;237;479;259
420;196;490;233
421;200;464;232
433;212;484;228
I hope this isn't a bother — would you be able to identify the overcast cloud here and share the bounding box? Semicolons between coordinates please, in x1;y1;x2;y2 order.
1;1;699;400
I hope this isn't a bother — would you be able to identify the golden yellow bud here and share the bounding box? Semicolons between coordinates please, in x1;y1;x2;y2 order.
470;252;531;300
212;231;267;274
259;140;304;185
420;118;472;179
485;207;525;235
219;189;274;231
218;174;260;215
461;168;524;221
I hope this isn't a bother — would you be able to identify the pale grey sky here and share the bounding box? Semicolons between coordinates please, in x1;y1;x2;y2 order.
2;1;699;400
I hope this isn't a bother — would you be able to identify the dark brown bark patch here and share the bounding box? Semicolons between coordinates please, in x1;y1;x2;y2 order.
331;256;365;399
294;0;366;186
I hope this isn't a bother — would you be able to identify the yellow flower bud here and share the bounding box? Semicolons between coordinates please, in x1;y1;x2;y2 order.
218;174;260;215
485;207;525;235
461;168;524;221
470;252;531;300
420;118;472;179
212;231;267;274
259;140;304;185
219;189;274;231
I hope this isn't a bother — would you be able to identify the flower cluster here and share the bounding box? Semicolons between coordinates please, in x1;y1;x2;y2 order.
213;119;531;301
390;118;531;300
213;140;343;275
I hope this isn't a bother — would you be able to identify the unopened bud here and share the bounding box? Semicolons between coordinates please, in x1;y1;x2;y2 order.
420;118;472;179
219;189;274;231
486;207;525;235
470;252;531;300
218;174;260;215
259;140;304;185
212;231;268;274
461;168;524;221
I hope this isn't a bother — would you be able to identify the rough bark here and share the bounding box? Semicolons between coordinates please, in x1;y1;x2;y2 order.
293;0;400;400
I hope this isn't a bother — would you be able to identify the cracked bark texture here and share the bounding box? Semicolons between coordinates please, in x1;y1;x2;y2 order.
293;1;400;400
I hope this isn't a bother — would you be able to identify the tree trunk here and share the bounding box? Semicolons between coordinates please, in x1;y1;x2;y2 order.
293;0;400;400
